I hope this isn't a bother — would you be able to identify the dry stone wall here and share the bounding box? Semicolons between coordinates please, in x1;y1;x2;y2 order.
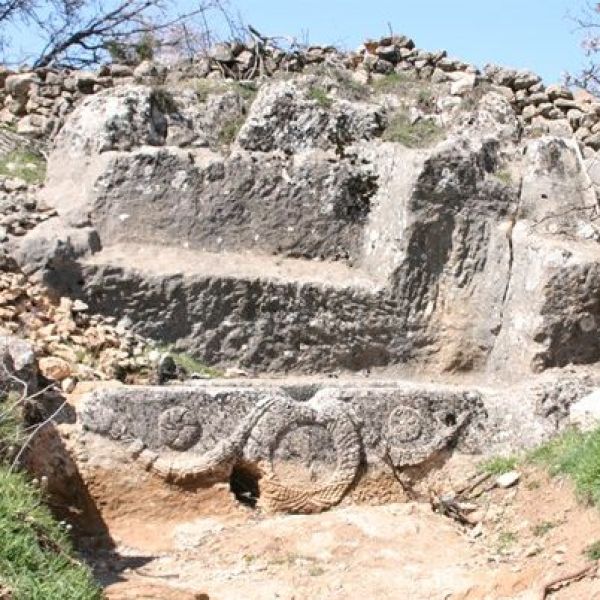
3;33;600;157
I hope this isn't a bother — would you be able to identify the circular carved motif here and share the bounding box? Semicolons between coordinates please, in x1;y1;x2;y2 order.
159;406;201;451
387;406;423;444
245;399;361;513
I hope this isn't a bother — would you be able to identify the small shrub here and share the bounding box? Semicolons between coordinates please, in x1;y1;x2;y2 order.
308;86;333;109
584;539;600;560
497;530;518;552
135;32;156;62
0;150;46;185
480;456;518;476
218;116;246;147
382;111;443;148
196;80;257;105
530;426;600;507
157;346;222;378
417;88;436;112
233;82;258;102
151;87;178;114
460;81;493;112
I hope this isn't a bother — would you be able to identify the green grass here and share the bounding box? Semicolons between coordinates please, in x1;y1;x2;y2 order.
382;111;444;148
307;86;333;109
371;71;416;94
156;347;222;378
530;427;600;507
480;455;518;476
0;468;101;600
0;150;46;185
532;520;557;537
584;539;600;560
196;80;257;104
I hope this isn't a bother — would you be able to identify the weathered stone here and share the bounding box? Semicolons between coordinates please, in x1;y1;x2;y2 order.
209;43;234;63
109;64;134;77
38;356;71;380
570;390;600;431
375;45;400;63
512;69;541;91
546;84;573;102
450;74;476;96
496;471;520;488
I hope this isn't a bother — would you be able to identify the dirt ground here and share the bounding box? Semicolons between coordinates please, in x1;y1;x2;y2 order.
79;461;600;600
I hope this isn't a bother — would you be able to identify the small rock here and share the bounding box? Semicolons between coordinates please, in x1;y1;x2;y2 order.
570;389;600;431
39;356;72;381
495;471;521;489
61;377;76;393
71;299;89;312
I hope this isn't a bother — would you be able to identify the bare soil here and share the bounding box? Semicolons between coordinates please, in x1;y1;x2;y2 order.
77;458;600;600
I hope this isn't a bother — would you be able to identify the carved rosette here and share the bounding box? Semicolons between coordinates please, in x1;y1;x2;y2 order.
245;398;361;514
158;406;202;451
383;401;469;466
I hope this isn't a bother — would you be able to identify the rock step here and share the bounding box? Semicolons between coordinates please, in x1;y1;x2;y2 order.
77;243;405;373
84;243;383;290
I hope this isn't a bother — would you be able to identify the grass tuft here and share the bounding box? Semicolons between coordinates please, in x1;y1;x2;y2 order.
372;72;415;94
0;468;101;599
307;86;333;109
0;151;46;185
151;87;178;113
156;346;222;378
530;427;600;507
480;456;518;476
218;116;246;147
532;520;557;537
585;539;600;560
382;111;443;148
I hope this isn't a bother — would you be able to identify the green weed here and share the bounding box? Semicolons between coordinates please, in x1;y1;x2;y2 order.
480;456;518;476
308;86;333;109
382;111;443;148
0;468;101;599
0;150;46;185
530;427;600;507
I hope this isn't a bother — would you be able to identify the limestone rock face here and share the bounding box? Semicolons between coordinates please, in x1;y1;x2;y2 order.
13;70;600;380
53;85;168;155
237;79;384;153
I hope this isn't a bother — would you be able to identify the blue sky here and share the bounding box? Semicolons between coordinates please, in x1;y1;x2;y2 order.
228;0;585;84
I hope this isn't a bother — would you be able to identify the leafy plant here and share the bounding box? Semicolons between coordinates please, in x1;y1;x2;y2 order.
382;111;443;148
495;170;513;185
497;530;518;552
155;346;222;378
0;151;46;185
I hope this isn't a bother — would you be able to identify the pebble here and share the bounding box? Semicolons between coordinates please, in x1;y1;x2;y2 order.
496;471;521;489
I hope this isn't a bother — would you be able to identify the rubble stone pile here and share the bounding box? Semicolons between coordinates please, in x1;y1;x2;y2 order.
0;262;155;387
2;34;600;155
